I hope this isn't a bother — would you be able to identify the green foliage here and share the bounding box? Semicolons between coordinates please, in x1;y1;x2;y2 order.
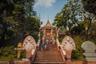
82;0;96;15
0;45;26;60
72;35;96;60
0;0;14;16
0;0;40;46
54;0;84;31
70;25;84;35
72;50;84;60
0;46;16;61
53;0;96;61
25;16;40;42
54;0;96;42
70;36;84;60
73;35;84;49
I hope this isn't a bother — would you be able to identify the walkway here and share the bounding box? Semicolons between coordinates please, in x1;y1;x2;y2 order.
32;44;65;64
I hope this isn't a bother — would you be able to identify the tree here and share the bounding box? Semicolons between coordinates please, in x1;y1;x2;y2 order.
82;0;96;15
25;16;40;41
54;0;96;36
0;0;40;47
0;0;14;47
54;0;84;32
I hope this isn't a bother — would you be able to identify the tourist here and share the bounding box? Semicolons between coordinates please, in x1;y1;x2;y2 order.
41;37;45;50
45;39;49;50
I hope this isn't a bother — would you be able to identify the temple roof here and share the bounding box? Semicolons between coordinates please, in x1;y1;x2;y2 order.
40;20;56;30
46;20;52;27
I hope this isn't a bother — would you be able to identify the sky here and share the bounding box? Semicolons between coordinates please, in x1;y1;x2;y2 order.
34;0;67;25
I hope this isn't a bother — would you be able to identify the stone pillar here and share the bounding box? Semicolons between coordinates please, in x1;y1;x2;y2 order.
81;41;96;62
16;42;23;59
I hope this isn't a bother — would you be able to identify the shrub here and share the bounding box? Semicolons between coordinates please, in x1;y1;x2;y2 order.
72;50;84;60
0;46;16;61
72;35;85;60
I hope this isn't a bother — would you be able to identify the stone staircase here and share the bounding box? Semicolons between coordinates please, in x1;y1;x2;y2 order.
32;44;65;64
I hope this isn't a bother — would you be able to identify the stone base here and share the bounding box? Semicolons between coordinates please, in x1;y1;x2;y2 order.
72;60;96;64
83;61;96;64
0;60;96;64
14;61;30;64
85;58;96;61
83;53;96;61
0;60;31;64
0;61;9;64
13;59;31;64
72;60;83;64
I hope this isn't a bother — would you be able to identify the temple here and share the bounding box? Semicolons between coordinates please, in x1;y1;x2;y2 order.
40;20;56;45
15;20;75;64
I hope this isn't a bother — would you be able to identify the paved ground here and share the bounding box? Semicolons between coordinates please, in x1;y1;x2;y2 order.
72;61;96;64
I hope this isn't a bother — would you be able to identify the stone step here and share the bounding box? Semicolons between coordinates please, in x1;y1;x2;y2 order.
83;53;96;57
85;58;96;61
0;61;9;64
32;61;65;64
33;44;65;63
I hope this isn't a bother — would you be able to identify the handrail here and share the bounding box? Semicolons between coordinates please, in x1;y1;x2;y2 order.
56;38;65;62
58;45;65;62
31;48;37;62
